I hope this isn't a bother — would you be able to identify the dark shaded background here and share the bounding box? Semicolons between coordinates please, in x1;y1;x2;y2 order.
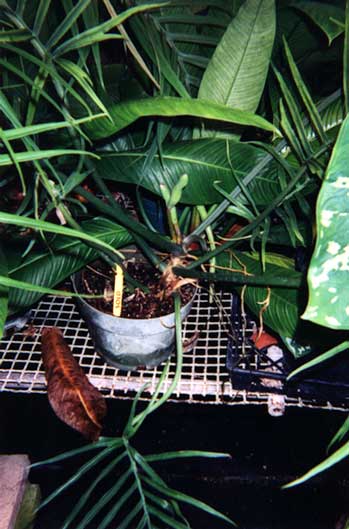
1;393;349;528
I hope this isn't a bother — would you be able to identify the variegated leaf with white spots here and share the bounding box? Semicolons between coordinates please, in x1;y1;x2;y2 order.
303;115;349;329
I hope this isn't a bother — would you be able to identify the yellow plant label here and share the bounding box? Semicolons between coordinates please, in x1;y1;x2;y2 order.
113;265;124;317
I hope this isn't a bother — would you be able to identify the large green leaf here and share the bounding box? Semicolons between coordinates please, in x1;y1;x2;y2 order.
291;2;344;44
0;211;122;260
96;139;282;205
85;96;277;140
303;115;349;330
197;0;275;137
217;251;301;338
8;217;132;313
129;2;232;98
0;244;8;339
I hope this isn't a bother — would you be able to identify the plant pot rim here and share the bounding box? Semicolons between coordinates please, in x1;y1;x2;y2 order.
71;271;197;325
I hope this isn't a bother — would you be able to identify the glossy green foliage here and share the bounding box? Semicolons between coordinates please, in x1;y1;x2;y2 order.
217;251;301;338
8;218;132;313
287;340;349;380
291;2;344;44
284;438;349;488
304;115;349;329
129;1;233;98
32;304;235;529
97;140;282;205
86;96;277;141
198;0;275;137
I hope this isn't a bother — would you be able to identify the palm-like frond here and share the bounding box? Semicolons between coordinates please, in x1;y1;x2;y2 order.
129;0;234;98
1;0;162;123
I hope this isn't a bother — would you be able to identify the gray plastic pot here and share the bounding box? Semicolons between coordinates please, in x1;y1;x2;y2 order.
72;273;195;371
4;309;32;336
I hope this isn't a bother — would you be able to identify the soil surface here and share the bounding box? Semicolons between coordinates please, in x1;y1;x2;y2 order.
81;260;194;319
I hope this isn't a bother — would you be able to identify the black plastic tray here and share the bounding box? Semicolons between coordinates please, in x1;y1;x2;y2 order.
226;295;349;406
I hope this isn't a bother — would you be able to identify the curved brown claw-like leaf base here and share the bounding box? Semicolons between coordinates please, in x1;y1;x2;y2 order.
41;327;107;441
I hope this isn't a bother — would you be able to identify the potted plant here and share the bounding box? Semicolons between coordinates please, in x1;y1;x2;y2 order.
1;0;349;525
0;0;276;363
71;249;197;370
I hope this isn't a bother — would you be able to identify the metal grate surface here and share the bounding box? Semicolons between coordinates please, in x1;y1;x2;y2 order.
0;290;348;412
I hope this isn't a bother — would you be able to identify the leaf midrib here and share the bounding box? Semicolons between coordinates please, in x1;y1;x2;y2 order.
223;1;263;107
101;151;234;173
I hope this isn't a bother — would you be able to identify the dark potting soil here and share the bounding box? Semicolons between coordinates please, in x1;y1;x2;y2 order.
81;260;194;319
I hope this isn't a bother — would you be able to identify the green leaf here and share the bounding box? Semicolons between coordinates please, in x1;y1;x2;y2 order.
62;170;91;197
0;58;65;117
191;89;342;237
62;453;126;529
33;0;52;35
284;439;349;488
45;0;93;50
145;450;231;462
303;115;349;329
74;185;180;255
287;341;349;381
0;148;97;167
283;38;327;145
52;2;166;56
81;0;104;88
174;263;301;288
1;212;123;257
291;2;344;44
0;244;8;340
134;451;185;522
197;0;275;137
148;504;189;529
31;438;118;468
279;99;305;163
328;416;349;453
128;14;190;98
2;114;104;141
86;96;278;140
53;25;123;57
97;139;282;205
143;475;235;526
0;275;103;300
128;1;231;98
75;469;134;529
56;59;110;116
0;127;26;195
0;43;95;115
0;28;31;42
38;445;116;511
273;65;312;159
218;251;301;338
117;502;143;529
97;482;137;529
8;217;131;312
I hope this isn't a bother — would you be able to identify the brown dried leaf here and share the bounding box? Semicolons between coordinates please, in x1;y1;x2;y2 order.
41;327;107;441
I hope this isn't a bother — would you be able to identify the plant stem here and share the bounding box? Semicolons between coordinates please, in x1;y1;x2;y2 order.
187;144;330;270
192;90;340;237
124;441;152;529
130;294;183;435
196;205;215;301
75;185;181;255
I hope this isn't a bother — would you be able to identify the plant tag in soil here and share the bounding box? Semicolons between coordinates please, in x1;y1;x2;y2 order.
113;265;124;317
